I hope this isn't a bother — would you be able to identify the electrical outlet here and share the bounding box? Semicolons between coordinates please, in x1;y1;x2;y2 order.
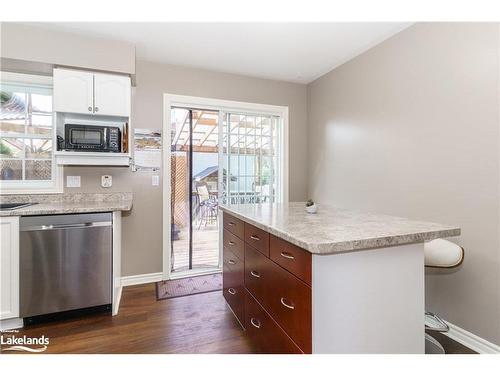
101;175;112;188
152;175;160;186
66;176;81;188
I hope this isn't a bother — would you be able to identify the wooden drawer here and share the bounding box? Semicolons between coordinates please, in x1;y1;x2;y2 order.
223;229;244;260
223;249;244;288
244;223;270;257
270;235;312;286
223;212;244;238
223;282;245;328
245;292;302;354
245;243;311;353
263;260;311;353
244;244;272;306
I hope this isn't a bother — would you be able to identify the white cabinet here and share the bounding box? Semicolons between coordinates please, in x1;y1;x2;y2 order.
0;216;19;321
53;68;131;117
94;73;131;117
53;69;94;115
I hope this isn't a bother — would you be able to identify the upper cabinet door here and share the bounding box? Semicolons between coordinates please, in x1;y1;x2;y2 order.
94;73;131;117
53;68;94;115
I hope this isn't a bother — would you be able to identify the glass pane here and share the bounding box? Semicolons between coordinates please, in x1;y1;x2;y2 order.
31;93;52;114
170;108;191;273
1;90;27;135
0;119;25;135
27;113;52;136
0;138;23;158
223;112;280;205
25;139;52;159
0;159;22;180
26;124;52;136
171;108;221;274
1;90;26;115
25;160;52;180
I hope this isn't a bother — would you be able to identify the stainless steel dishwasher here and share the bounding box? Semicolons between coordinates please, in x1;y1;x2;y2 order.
20;213;112;319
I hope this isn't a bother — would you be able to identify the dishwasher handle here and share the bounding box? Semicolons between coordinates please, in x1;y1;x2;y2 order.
20;221;112;232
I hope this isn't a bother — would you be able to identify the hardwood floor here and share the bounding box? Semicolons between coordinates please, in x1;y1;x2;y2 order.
2;284;254;354
1;283;475;354
427;331;477;354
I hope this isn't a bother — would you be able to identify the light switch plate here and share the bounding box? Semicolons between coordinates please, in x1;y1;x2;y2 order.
152;175;160;186
101;175;112;188
66;175;81;188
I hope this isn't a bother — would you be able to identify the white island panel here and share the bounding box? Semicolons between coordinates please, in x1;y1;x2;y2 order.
312;243;424;354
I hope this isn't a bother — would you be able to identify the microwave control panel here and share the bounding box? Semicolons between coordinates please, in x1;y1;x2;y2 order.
108;128;120;152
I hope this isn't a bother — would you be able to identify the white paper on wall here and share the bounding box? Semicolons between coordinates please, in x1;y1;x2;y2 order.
133;128;161;171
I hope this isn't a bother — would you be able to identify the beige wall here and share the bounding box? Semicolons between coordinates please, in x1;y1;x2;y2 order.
307;23;500;344
65;60;308;276
0;23;136;75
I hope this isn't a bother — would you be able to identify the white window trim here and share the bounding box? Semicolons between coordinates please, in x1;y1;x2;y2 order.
0;72;63;194
162;93;289;281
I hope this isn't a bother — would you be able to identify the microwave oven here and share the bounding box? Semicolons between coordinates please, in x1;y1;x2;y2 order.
64;124;121;152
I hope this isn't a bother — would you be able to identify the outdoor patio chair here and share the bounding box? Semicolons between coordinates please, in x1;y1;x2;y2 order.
196;182;218;229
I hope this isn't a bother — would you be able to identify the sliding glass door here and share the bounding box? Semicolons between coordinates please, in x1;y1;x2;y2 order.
168;100;285;279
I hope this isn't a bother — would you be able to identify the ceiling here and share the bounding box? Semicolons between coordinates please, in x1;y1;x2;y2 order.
29;22;411;84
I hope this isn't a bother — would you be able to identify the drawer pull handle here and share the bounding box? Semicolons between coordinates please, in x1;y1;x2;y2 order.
228;241;235;246
228;288;236;295
250;235;260;241
280;251;295;260
228;259;236;265
250;271;260;278
280;297;295;310
228;221;235;226
250;318;261;329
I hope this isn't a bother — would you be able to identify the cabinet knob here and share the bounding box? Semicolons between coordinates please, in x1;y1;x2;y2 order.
88;106;92;112
94;107;99;112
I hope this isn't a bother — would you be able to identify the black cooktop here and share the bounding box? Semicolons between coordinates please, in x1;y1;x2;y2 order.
0;202;37;210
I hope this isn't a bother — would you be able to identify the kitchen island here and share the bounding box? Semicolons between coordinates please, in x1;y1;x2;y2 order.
219;202;460;354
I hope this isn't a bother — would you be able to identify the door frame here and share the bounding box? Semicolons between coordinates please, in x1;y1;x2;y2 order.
162;93;289;280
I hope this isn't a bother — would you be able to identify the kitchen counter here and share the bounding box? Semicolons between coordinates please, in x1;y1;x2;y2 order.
219;202;460;254
0;192;133;216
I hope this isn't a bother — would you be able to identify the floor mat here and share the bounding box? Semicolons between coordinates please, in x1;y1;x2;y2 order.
156;273;222;300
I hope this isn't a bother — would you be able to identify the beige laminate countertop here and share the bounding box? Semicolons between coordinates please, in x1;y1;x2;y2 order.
0;192;133;216
219;202;460;254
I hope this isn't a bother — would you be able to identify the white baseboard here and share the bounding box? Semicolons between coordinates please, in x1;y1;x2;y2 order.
444;320;500;354
121;272;163;287
112;286;123;316
0;318;23;330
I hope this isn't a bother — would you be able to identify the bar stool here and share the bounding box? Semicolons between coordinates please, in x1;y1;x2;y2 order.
424;238;464;354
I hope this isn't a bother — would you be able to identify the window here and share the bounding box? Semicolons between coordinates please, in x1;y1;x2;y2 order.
0;72;62;193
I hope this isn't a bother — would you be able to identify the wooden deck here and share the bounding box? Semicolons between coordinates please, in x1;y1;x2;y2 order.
171;224;220;272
